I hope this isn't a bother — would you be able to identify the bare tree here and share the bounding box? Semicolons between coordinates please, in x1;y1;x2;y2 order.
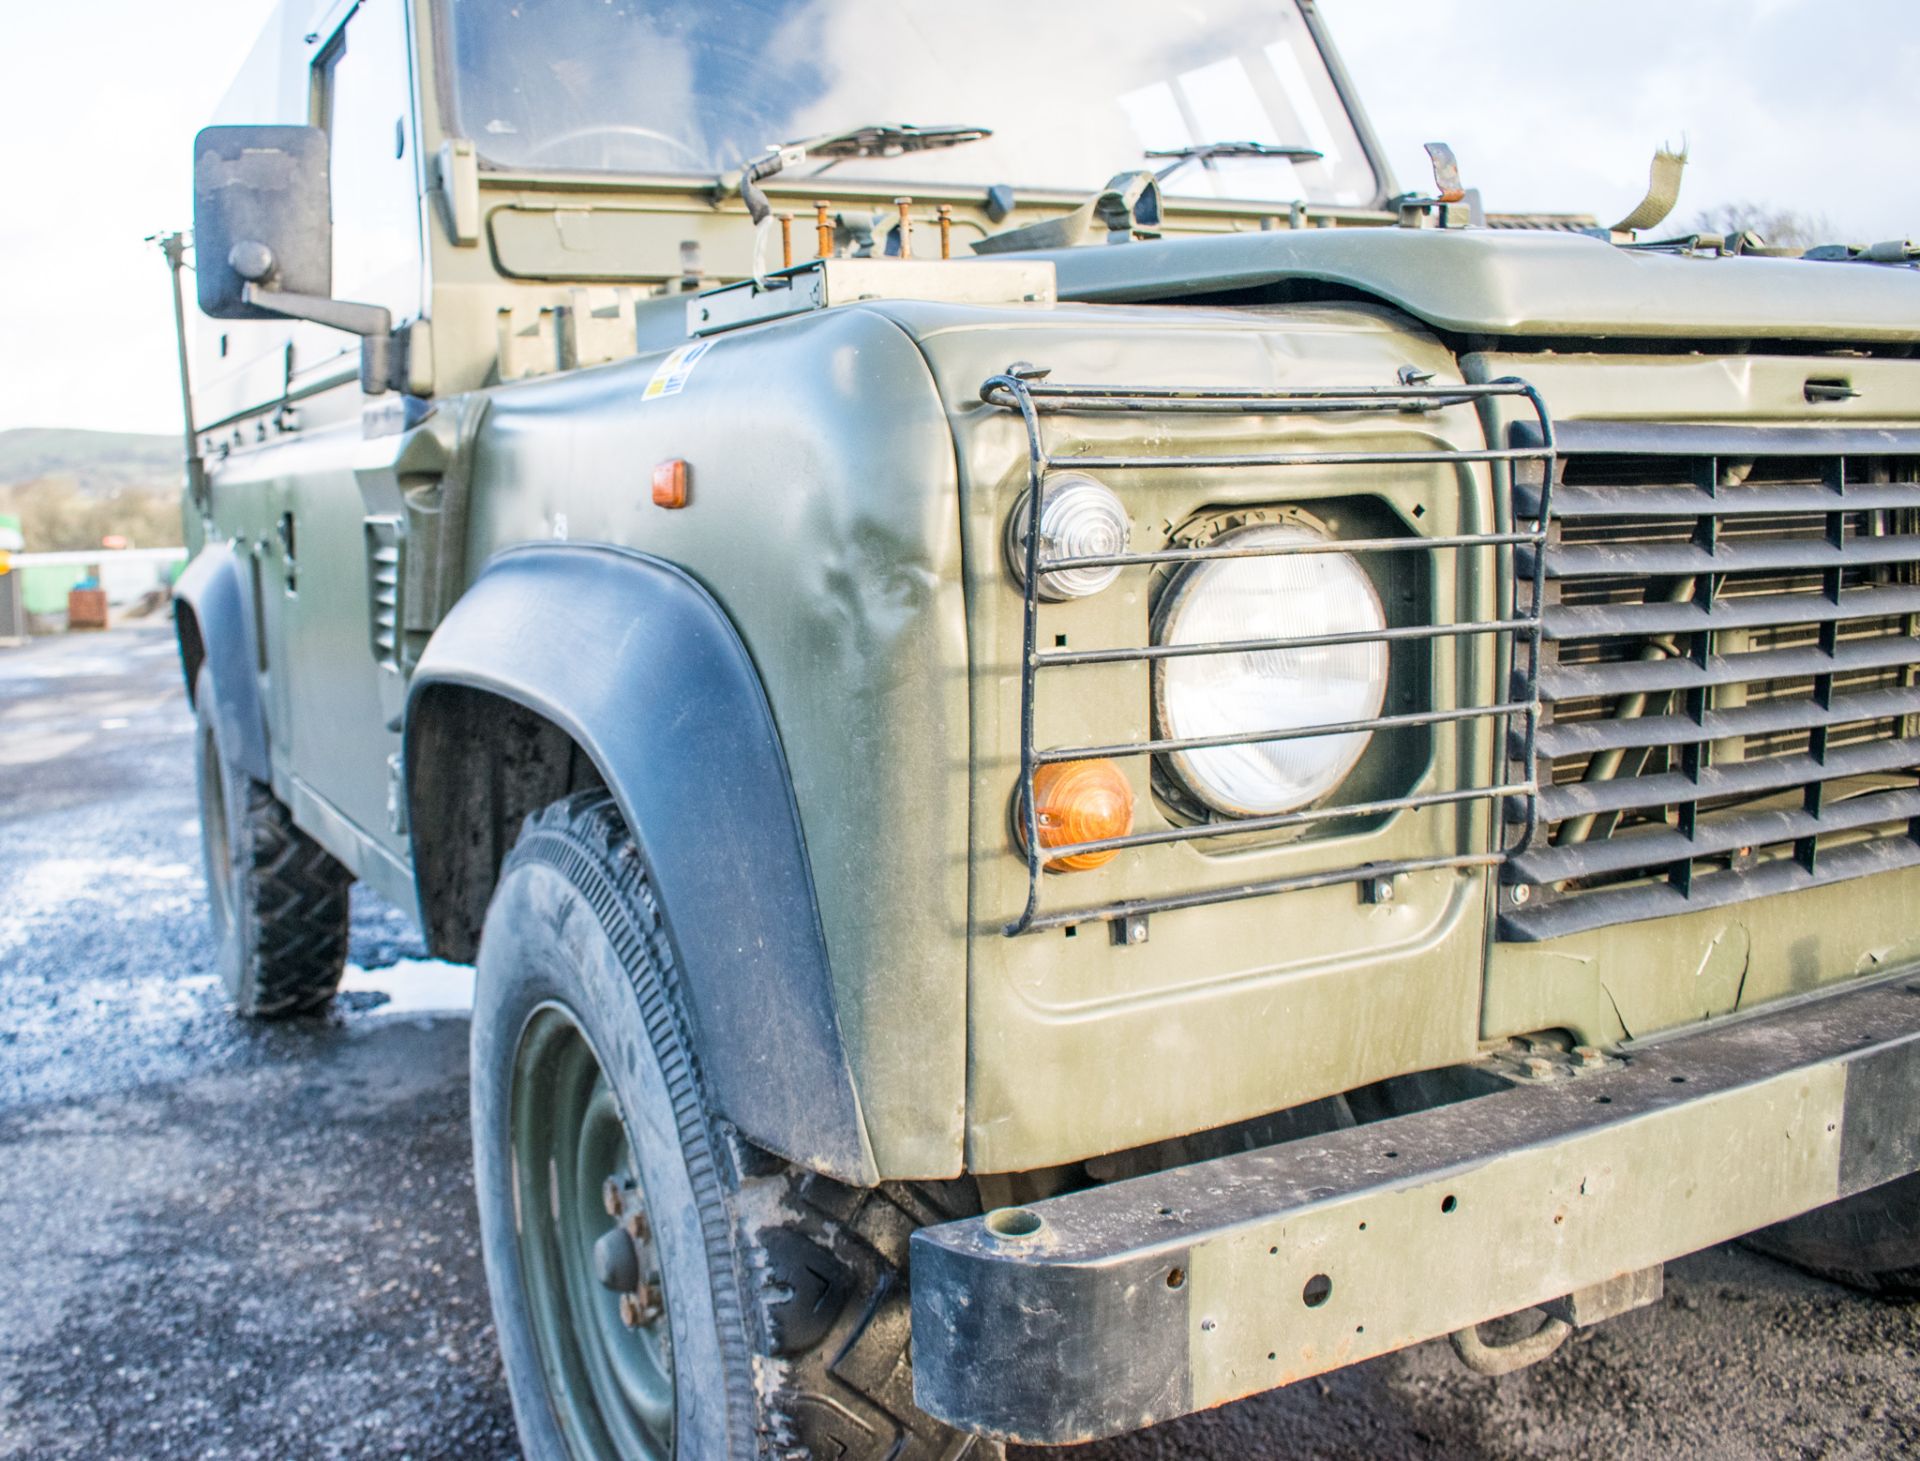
1692;202;1836;249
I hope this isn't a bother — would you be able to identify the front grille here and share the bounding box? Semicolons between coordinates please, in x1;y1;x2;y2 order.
1500;438;1920;941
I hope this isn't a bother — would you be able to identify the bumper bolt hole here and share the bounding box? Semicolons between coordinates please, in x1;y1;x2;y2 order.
985;1207;1046;1241
1166;1267;1186;1289
1441;1194;1458;1214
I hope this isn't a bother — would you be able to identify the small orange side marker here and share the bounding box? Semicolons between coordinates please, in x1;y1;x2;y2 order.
652;459;689;509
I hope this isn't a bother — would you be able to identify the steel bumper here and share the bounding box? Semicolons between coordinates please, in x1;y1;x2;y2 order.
911;973;1920;1443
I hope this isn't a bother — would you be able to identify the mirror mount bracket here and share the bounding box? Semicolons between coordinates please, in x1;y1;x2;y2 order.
240;281;400;394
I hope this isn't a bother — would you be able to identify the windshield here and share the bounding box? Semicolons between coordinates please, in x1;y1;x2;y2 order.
438;0;1381;207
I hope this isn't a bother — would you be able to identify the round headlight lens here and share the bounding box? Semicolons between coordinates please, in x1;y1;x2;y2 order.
1154;523;1387;817
1005;474;1130;601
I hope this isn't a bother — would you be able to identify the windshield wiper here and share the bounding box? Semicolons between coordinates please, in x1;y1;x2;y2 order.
1148;140;1322;182
724;123;992;223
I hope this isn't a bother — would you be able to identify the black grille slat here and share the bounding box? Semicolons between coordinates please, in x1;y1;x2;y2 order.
1521;479;1920;520
1502;837;1920;942
1501;439;1920;943
1508;785;1920;884
1541;634;1920;701
1531;682;1920;759
1530;533;1920;581
1535;736;1920;822
1546;584;1920;640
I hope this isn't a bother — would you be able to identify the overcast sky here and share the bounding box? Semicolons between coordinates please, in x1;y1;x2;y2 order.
1;0;1913;437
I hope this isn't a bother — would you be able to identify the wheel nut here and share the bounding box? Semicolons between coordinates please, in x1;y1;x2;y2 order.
602;1177;623;1218
625;1209;651;1243
594;1227;642;1294
619;1293;643;1328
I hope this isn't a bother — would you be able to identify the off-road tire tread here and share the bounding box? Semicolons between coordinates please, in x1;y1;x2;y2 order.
506;792;993;1461
1746;1171;1920;1299
231;780;351;1018
1784;1262;1920;1298
757;1174;995;1461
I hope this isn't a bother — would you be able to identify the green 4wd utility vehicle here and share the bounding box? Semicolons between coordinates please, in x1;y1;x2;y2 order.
168;0;1920;1454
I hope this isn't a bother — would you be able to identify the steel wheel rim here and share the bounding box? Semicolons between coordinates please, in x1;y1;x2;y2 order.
512;1003;675;1459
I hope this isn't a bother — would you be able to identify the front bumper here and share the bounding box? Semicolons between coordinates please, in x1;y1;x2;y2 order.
911;972;1920;1444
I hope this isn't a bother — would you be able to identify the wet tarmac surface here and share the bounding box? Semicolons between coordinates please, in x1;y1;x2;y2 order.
4;625;1918;1459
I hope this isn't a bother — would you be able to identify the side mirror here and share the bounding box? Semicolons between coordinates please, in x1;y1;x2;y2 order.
192;126;334;320
191;125;400;393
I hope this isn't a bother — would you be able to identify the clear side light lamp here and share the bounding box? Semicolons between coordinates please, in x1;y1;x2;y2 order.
1004;474;1131;601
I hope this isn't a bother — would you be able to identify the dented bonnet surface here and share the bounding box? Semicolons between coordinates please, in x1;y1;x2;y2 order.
1039;227;1920;343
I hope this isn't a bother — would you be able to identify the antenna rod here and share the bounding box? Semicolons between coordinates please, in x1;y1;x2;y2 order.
152;231;208;513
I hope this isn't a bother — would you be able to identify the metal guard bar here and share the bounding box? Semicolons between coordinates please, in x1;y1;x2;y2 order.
985;367;1556;936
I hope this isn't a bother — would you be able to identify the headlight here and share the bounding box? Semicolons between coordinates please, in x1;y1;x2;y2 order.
1004;474;1130;601
1153;523;1387;817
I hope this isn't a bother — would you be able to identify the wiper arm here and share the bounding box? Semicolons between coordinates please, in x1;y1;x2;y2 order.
721;123;992;223
1148;140;1322;182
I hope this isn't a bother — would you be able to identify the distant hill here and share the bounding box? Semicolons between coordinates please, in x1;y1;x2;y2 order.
0;428;182;496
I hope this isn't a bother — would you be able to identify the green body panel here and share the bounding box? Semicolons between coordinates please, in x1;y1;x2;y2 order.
892;299;1504;1170
461;309;973;1177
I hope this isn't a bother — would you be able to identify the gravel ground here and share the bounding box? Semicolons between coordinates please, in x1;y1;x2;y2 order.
3;624;1918;1460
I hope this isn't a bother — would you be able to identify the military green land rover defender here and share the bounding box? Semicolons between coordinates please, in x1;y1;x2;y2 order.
169;1;1920;1454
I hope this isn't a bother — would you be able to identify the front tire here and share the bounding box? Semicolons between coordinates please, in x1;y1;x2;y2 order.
470;793;993;1460
192;669;351;1016
1748;1172;1920;1297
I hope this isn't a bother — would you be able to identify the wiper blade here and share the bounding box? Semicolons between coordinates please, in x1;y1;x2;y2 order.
722;123;992;222
805;122;992;166
1148;140;1322;181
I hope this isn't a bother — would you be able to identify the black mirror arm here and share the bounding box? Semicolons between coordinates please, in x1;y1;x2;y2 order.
241;281;390;338
240;282;400;395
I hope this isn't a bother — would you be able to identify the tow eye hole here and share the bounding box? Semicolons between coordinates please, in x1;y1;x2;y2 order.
985;1207;1046;1241
1303;1273;1333;1308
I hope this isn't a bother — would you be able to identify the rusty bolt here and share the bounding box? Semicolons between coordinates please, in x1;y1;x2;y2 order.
895;197;914;258
1573;1045;1607;1068
602;1177;623;1218
620;1284;664;1328
625;1209;651;1243
1522;1055;1556;1079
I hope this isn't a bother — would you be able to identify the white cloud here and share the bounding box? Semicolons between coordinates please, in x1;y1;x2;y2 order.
1319;0;1917;238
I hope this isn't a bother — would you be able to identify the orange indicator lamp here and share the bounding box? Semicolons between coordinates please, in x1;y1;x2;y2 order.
1021;759;1135;872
